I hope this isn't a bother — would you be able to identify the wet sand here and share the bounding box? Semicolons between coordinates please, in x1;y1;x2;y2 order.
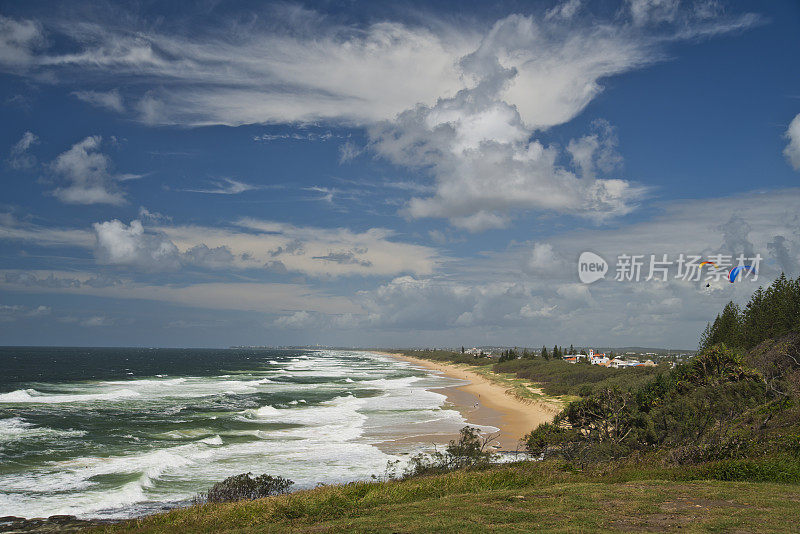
375;352;561;451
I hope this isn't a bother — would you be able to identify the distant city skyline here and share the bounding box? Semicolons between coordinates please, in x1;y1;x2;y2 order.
1;0;799;348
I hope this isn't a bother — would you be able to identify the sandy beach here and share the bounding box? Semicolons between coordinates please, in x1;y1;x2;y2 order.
377;352;561;451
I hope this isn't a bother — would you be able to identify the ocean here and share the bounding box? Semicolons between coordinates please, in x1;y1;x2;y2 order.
0;347;474;519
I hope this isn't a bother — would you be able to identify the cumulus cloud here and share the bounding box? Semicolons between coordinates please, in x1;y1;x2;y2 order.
92;220;238;272
525;242;569;276
7;130;39;169
72;88;124;112
93;219;181;271
784;113;800;171
366;12;710;229
49;136;127;205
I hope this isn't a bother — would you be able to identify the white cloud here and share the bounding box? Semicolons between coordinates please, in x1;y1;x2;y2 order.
0;212;442;278
784;113;800;171
0;15;44;69
93;219;182;271
1;6;757;230
182;178;261;195
92;220;239;272
371;72;646;229
338;141;362;164
7;130;39;169
0;6;756;128
546;0;583;21
29;15;472;127
49;136;127;205
86;216;442;277
72;89;124;112
525;242;569;275
138;206;171;222
627;0;680;26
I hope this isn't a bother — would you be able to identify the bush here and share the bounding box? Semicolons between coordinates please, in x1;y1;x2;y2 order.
524;344;775;465
197;472;294;504
404;426;497;477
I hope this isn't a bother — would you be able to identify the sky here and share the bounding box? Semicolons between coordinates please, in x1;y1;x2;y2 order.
0;0;799;349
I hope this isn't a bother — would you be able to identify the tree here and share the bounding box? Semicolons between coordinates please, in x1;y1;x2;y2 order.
700;273;800;350
541;345;549;360
569;344;575;355
461;346;465;354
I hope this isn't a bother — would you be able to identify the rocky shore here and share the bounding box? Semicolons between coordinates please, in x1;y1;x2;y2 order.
0;515;118;533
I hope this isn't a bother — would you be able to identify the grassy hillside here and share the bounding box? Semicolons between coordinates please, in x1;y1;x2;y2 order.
96;459;800;533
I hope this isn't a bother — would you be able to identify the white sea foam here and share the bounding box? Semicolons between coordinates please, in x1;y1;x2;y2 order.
0;350;467;520
0;417;86;443
200;435;223;446
0;388;141;404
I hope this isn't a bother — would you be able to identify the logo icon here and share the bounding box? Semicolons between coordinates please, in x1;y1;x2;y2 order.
578;252;607;284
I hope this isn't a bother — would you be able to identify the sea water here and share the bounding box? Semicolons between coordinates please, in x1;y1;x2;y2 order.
0;347;475;519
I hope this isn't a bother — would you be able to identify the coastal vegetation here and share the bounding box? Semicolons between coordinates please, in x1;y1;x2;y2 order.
526;274;800;468
196;473;294;504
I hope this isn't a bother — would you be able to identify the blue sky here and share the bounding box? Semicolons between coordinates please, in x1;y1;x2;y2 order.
1;0;799;348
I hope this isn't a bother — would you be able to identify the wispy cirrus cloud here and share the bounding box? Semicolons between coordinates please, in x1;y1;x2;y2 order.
181;178;262;195
72;88;124;112
6;130;38;169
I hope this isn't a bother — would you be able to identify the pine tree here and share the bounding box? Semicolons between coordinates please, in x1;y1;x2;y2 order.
541;345;549;360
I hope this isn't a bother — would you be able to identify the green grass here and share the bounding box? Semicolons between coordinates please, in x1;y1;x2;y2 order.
95;459;800;533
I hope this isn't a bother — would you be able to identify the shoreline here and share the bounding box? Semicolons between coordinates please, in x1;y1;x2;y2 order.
376;352;561;450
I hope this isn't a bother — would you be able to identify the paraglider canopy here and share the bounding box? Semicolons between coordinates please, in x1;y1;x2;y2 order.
729;265;757;283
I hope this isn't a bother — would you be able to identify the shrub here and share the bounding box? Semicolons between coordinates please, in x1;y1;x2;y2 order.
404;426;497;477
197;472;294;504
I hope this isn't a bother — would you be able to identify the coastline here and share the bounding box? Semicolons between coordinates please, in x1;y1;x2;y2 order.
376;352;561;450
